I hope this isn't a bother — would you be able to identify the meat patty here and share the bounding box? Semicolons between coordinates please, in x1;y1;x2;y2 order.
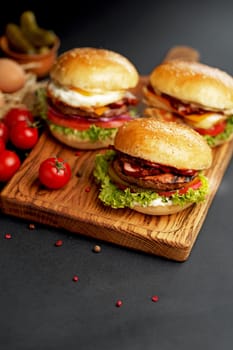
49;98;129;119
112;158;196;192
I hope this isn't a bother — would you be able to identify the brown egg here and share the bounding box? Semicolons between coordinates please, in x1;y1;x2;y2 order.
0;58;26;93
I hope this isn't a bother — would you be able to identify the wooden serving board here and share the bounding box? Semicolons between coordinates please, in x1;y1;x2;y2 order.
0;76;232;261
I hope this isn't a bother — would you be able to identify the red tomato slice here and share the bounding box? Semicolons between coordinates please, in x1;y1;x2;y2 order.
47;106;132;130
195;120;226;136
158;177;202;197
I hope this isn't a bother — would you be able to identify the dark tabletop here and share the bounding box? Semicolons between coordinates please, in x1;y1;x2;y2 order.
1;1;233;349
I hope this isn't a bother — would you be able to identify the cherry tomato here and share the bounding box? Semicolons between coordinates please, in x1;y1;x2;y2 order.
0;138;5;153
0;121;9;142
39;157;72;189
4;107;34;129
9;120;39;150
0;150;21;182
195;120;226;136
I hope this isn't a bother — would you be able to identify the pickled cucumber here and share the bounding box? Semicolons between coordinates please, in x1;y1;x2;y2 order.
38;46;50;54
5;23;36;54
20;11;56;47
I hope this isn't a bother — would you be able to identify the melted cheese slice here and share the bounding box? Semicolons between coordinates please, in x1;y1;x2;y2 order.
184;112;226;129
48;81;125;108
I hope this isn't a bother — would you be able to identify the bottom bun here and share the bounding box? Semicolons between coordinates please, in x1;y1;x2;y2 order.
49;127;115;150
133;202;194;215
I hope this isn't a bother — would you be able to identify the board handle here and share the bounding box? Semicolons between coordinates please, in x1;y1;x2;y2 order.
163;45;200;62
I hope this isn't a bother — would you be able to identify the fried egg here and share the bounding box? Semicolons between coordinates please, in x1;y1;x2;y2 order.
48;81;125;108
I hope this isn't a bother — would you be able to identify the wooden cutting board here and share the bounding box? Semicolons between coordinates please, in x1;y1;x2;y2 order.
0;45;232;261
0;74;232;261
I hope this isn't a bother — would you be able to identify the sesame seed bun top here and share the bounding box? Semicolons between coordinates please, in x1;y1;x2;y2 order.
150;59;233;111
50;47;139;93
114;117;213;170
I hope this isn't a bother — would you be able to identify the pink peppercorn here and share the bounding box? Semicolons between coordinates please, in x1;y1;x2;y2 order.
54;239;63;247
151;295;159;302
72;275;79;282
28;223;36;230
115;300;123;307
93;245;101;253
4;233;12;239
85;186;91;193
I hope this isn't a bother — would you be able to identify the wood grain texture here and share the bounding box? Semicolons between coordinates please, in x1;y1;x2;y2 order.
0;77;232;261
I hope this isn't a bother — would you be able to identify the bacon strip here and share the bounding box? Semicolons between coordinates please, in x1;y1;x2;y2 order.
112;153;197;192
48;93;138;120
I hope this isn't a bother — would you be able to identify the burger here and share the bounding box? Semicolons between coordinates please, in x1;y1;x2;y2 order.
44;47;139;149
143;59;233;147
94;117;212;215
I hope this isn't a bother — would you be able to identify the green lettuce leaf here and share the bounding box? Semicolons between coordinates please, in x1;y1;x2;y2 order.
35;87;48;120
49;123;118;142
204;115;233;147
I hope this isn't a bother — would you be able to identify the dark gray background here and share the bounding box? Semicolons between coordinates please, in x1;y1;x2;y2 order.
1;1;233;349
